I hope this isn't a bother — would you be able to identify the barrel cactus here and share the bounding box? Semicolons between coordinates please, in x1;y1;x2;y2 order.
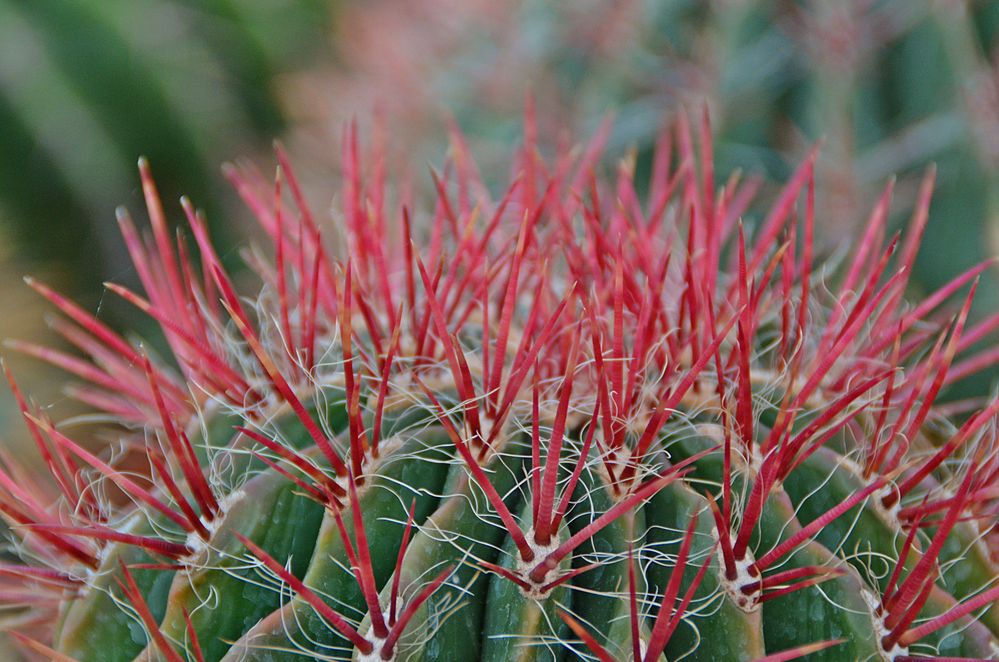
1;112;998;661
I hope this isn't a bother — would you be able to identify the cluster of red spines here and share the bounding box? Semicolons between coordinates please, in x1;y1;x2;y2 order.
0;107;995;659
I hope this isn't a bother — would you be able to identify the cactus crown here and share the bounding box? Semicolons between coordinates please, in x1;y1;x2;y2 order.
1;111;998;662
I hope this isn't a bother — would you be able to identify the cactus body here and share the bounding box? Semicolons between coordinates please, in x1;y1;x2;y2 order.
1;115;998;662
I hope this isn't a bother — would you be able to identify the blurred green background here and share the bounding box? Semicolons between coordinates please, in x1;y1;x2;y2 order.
0;0;333;439
1;0;998;443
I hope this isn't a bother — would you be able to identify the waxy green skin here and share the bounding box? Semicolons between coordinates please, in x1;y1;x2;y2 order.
568;464;648;660
645;480;766;661
222;431;451;662
55;512;177;662
351;435;530;662
48;401;999;662
54;399;346;662
37;362;999;662
480;499;572;662
151;460;326;662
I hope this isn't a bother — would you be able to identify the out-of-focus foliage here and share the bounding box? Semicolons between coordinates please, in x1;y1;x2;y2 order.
0;0;332;299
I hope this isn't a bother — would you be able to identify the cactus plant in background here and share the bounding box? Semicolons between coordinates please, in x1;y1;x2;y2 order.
1;112;998;661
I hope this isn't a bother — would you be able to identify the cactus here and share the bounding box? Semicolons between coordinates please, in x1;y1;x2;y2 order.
1;112;998;662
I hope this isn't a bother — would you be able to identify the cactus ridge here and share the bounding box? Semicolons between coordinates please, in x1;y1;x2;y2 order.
1;112;998;661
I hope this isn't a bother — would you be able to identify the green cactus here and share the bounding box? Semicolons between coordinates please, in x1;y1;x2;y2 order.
0;116;997;662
